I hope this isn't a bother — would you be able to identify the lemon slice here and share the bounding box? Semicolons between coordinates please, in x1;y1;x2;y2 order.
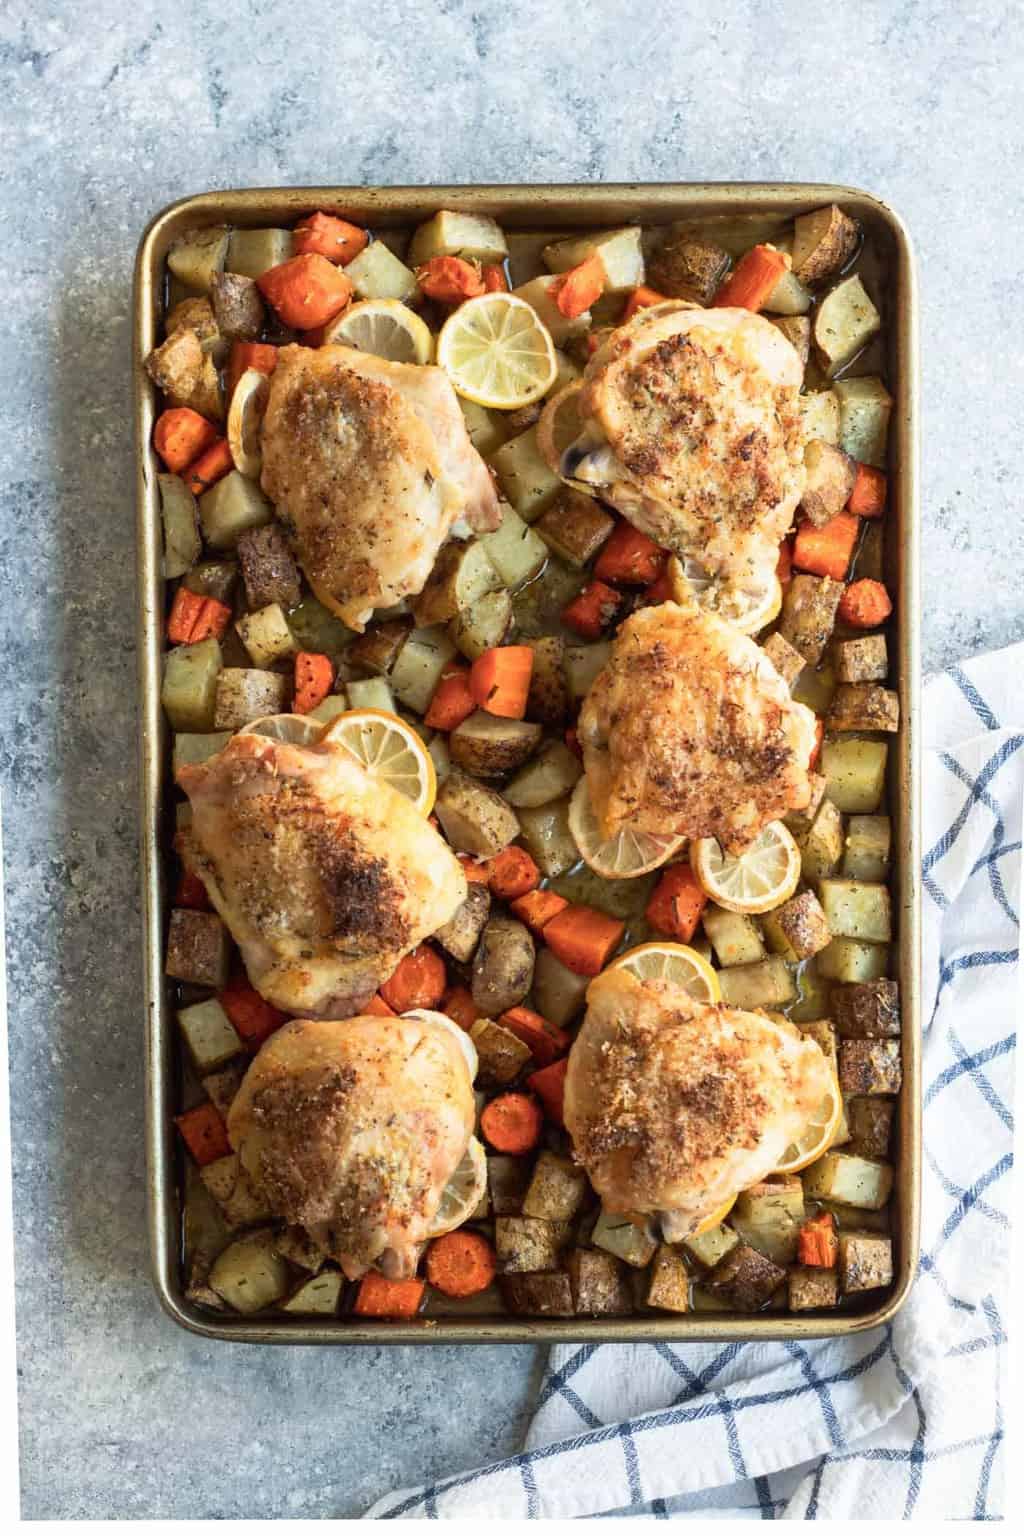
667;556;783;635
568;776;685;880
425;1136;487;1238
322;298;434;364
691;821;801;915
239;713;324;746
773;1075;843;1174
322;708;437;815
437;293;556;409
691;1193;738;1237
537;382;586;476
608;941;721;1004
226;367;270;479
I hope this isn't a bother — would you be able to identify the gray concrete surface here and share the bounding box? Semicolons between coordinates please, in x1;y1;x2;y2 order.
2;0;1021;1519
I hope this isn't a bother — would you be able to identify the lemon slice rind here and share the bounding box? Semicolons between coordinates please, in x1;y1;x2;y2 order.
691;821;801;915
608;941;721;1005
238;713;324;747
772;1075;843;1175
425;1136;488;1238
227;367;270;479
667;556;783;635
322;707;437;815
568;776;685;880
437;294;557;409
323;298;434;365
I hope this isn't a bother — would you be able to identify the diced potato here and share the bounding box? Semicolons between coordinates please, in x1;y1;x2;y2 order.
819;1198;891;1234
450;712;543;778
273;1225;329;1271
780;574;843;665
702;906;766;968
797;390;841;446
524;636;570;724
764;265;813;316
214;667;288;729
234;603;296;669
769;314;811;367
838;1231;893;1294
543;226;644;293
564;641;612;700
285;594;351;657
409;210;509;265
819;879;892;944
225;227;292;280
282;1270;343;1315
799;797;844;883
788;956;833;1023
689;1284;730;1312
513;274;592;344
178;998;242;1072
707;1242;787;1311
791;659;838;717
784;772;827;841
592;1207;658;1268
847;1096;895;1159
792;205;859;284
839;1039;902;1096
682;1221;739;1270
801;441;857;527
504;740;581;808
200;1153;272;1229
717;955;795;1010
162;637;223;732
389;625;457;713
411;541;502;626
531;946;589;1027
829;684;900;734
427;731;450;784
822;738;888;813
494;1215;569;1273
803;1150;893;1210
479;504;548;589
344;241;417;302
817;937;890;984
832;978;900;1038
209;1228;290;1313
472;917;535;1016
168;226;230;292
146;327;223;420
813;275;881;376
516;796;578;878
183;560;238;604
346;676;395;712
835;376;892;469
236;523;302;612
166;908;230;988
647;227;729;304
523;1151;588;1221
435;771;519;857
210;271;264;342
856;520;885;583
489;427;562;523
202;1061;247;1120
488;1154;531;1215
159;475;202;579
459;397;507;458
762;631;805;689
500;1271;574;1316
788;1265;839;1311
731;1177;806;1265
834;634;888;684
199;471;273;550
549;348;582;395
433;882;491;964
535;490;616;568
449;589;514;660
471;1017;533;1088
763;889;832;960
567;1248;632;1315
348;617;413;677
172;731;232;774
842;815;892;882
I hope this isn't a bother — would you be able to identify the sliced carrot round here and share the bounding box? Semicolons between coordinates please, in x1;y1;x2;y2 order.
479;1092;544;1155
426;1229;497;1298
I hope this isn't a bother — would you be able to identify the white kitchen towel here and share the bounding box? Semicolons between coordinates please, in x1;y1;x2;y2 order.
367;645;1018;1521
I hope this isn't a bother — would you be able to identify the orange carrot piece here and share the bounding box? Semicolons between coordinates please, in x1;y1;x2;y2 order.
847;463;887;519
526;1058;568;1126
543;904;625;976
416;256;486;304
487;846;540;901
645;863;708;943
426;1230;497;1298
642;567;674;605
797;1210;838;1268
623;284;669;321
292;211;368;265
838;578;893;629
424;664;476;731
175;1102;231;1166
715;244;789;312
457;854;491;884
594;521;666;586
363;992;397;1017
227;341;278;401
379;945;447;1013
441;984;479;1032
482;263;509;293
167;587;232;645
174;869;211;910
552;253;605;319
480;1092;544;1154
792;512;860;581
186;437;233;497
777;538;794;587
508;889;570;934
257;254;353;330
219;975;288;1049
498;1005;570;1067
153;408;218;473
469;646;534;720
354;1272;426;1319
808;718;825;773
561;580;621;640
294;652;335;715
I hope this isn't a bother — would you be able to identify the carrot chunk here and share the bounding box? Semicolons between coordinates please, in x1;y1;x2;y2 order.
561;580;622;640
623;284;669;321
354;1272;425;1319
154;408;218;473
792;512;860;581
838;578;893;629
416;256;486;304
526;1058;569;1126
482;263;509;293
363;992;397;1017
257;254;353;330
487;846;540;901
292;211;368;265
594;522;666;586
457;854;491;884
424;664;476;731
186;437;233;497
543;904;625;976
645;862;708;942
379;945;447;1013
426;1230;497;1298
642;567;674;605
469;646;534;720
175;1103;231;1166
847;464;887;519
294;652;335;715
218;975;288;1050
498;1005;570;1067
174;869;211;910
167;587;232;645
441;984;479;1032
797;1210;838;1268
552;253;605;319
508;889;570;934
715;244;789;312
480;1092;544;1154
227;341;278;401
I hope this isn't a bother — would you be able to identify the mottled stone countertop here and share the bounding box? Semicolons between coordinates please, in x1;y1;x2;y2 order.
2;0;1021;1519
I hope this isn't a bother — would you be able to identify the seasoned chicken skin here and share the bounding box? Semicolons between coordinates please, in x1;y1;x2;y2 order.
176;729;467;1017
564;305;805;600
579;603;817;854
260;344;500;630
228;1012;483;1279
564;967;832;1239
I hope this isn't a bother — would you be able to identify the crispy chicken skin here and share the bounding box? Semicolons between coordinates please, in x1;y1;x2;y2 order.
565;305;805;600
578;603;817;854
564;967;832;1239
176;730;467;1017
228;1012;482;1279
260;345;499;630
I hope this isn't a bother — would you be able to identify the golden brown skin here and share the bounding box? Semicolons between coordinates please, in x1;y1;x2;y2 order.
176;730;467;1017
260;345;500;630
564;967;832;1239
578;603;817;854
228;1013;480;1279
566;306;805;601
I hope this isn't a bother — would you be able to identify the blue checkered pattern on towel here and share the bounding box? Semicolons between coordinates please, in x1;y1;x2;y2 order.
366;646;1018;1521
